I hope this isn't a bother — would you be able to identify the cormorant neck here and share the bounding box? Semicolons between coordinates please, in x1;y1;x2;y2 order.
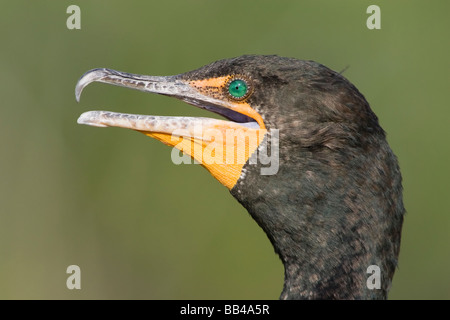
247;198;387;300
231;141;403;300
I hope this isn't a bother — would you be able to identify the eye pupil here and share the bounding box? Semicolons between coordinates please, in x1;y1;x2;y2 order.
228;79;248;99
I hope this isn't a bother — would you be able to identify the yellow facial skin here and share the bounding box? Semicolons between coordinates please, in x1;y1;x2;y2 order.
142;77;266;190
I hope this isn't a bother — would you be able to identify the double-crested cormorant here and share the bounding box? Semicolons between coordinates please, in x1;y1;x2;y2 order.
75;55;404;299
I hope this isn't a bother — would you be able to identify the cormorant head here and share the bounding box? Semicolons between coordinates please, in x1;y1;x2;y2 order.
76;55;404;299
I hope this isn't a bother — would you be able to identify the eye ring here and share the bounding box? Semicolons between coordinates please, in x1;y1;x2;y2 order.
226;76;252;101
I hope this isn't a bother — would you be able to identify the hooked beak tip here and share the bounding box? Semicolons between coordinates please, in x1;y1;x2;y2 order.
75;68;111;103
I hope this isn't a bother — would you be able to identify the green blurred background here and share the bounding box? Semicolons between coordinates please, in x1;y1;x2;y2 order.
1;0;449;299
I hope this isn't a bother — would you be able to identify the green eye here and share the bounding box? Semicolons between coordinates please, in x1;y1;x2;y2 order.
228;79;248;99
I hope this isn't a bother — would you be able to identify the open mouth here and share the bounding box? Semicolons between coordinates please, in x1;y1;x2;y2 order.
75;68;266;189
75;68;262;131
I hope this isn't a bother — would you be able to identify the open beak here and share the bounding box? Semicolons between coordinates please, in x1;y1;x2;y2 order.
75;68;266;189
